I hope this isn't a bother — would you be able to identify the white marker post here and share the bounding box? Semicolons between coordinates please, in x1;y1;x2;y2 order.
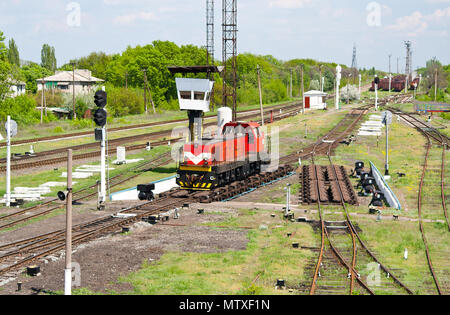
6;116;11;207
359;74;362;95
285;184;291;217
336;65;342;110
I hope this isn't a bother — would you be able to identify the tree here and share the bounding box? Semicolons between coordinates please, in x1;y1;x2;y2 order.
7;38;20;66
423;58;447;91
41;44;57;72
0;30;11;102
21;62;52;93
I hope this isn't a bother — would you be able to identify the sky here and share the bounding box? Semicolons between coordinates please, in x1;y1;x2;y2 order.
0;0;449;72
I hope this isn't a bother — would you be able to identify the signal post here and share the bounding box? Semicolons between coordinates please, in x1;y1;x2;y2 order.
93;91;108;209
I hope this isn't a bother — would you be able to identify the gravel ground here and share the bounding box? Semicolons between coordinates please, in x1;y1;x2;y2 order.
0;203;248;295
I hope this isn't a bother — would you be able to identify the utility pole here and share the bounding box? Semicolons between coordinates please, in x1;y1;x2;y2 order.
319;65;323;92
257;65;264;126
41;80;44;124
358;74;362;95
142;69;156;114
72;63;76;120
301;65;305;114
125;71;128;89
290;69;293;98
375;75;379;111
336;65;342;110
64;149;73;296
142;70;148;114
435;68;438;102
6;116;11;207
388;54;392;94
347;74;352;105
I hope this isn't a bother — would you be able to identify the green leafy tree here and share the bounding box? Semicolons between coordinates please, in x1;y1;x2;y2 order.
0;30;11;101
7;38;20;67
41;44;57;72
21;62;52;93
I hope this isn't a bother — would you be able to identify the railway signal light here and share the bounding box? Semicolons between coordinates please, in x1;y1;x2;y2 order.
57;191;67;201
94;108;107;127
94;90;107;108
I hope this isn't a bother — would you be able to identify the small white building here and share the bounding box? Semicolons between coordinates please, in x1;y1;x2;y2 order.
37;69;104;95
304;90;328;110
8;79;26;98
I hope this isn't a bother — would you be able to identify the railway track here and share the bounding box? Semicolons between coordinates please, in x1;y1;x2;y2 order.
0;193;192;282
0;95;410;289
0;103;302;172
0;102;300;149
307;139;414;295
390;108;449;295
0;152;173;231
0;162;300;283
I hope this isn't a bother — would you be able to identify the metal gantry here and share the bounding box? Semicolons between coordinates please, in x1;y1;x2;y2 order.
222;0;237;121
206;0;215;68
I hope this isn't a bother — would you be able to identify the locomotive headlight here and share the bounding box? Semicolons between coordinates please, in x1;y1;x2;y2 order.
210;176;216;181
176;174;181;179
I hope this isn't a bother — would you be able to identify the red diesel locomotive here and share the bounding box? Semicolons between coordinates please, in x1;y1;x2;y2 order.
177;121;269;191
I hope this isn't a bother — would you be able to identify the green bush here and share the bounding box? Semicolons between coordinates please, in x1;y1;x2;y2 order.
106;87;144;117
71;119;94;130
0;94;57;125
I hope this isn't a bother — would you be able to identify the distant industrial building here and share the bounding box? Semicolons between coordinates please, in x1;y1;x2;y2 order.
37;69;104;94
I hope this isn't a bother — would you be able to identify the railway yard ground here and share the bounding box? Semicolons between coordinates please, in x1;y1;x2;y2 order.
0;95;448;295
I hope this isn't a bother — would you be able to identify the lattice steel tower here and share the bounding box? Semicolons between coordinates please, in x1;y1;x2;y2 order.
222;0;237;121
351;43;358;70
405;41;412;79
206;0;214;68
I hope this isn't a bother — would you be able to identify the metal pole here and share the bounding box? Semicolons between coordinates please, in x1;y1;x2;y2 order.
257;65;264;126
142;70;148;114
100;127;106;204
435;68;438;102
388;54;392;94
290;69;293;98
72;64;76;120
375;84;378;111
65;149;73;296
385;121;389;176
301;65;305;114
358;74;361;95
319;65;323;92
41;80;44;124
285;184;291;217
6;116;11;207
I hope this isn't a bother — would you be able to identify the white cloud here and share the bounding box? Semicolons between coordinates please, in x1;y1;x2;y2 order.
114;11;157;25
269;0;312;9
386;7;450;37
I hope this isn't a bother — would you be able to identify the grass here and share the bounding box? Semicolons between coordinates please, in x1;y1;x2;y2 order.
0;145;172;203
4;99;300;143
114;208;316;295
